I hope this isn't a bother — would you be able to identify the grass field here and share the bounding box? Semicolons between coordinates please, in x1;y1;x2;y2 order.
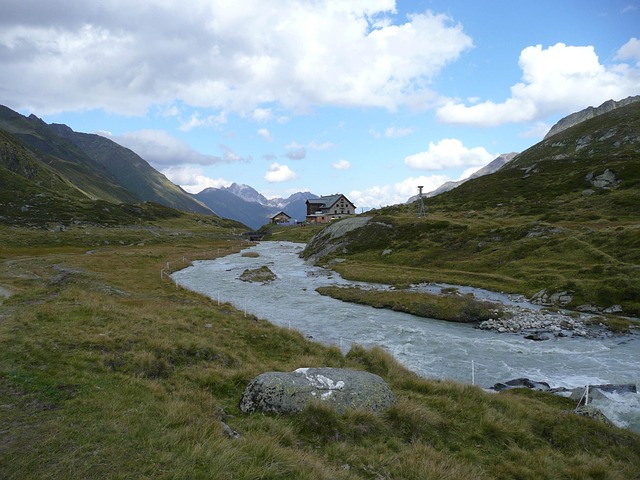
1;222;639;479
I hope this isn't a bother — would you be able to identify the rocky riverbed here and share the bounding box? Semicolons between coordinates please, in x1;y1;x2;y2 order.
477;306;601;339
409;282;636;340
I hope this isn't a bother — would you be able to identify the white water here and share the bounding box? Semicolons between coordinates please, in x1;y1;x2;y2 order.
172;241;640;432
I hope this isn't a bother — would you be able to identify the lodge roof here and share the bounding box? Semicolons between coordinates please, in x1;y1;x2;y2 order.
306;194;354;208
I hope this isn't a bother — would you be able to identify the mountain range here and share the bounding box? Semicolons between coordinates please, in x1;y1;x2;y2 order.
194;184;317;229
1;96;638;230
0;105;317;229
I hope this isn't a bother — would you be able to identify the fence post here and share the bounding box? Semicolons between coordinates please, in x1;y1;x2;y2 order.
471;360;475;386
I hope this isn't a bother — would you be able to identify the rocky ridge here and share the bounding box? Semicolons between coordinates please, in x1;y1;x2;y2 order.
544;95;640;139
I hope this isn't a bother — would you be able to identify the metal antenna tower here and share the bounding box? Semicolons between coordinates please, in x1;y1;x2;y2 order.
417;185;425;217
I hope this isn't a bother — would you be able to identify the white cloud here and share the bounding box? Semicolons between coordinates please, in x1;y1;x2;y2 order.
458;166;482;181
332;159;351;170
265;162;297;183
0;1;472;115
615;37;640;62
178;111;228;131
308;141;335;151
100;129;228;166
384;126;416;138
436;41;640;127
404;138;494;171
252;108;273;122
257;128;272;141
520;121;551;139
349;174;450;209
161;165;230;194
370;126;416;138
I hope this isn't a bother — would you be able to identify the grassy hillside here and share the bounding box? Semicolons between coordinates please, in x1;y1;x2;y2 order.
0;105;213;214
48;124;212;215
303;102;640;315
1;222;638;479
0;106;139;204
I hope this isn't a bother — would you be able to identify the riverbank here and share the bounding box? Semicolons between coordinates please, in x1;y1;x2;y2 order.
316;280;638;340
4;230;638;478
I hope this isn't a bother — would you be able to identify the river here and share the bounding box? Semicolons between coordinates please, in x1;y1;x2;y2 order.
172;241;640;432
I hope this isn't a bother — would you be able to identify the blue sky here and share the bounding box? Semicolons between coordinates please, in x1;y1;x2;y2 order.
2;1;639;209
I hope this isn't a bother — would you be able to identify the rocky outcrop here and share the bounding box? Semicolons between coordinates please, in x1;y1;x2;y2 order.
530;289;574;307
302;216;372;264
586;169;620;189
240;367;395;414
544;96;640;139
239;266;276;283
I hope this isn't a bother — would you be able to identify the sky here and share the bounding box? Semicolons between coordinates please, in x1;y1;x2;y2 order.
1;1;639;209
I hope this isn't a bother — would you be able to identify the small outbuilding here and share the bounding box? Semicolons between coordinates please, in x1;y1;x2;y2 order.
270;211;292;224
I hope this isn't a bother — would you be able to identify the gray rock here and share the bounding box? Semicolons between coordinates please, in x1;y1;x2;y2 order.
589;168;620;189
490;378;551;392
603;304;623;314
544;96;640;139
570;384;637;404
240;368;395;414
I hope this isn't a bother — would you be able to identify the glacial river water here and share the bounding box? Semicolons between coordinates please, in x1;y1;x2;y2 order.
172;241;640;432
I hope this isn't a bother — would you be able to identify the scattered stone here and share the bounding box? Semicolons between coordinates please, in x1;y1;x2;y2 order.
530;289;573;307
574;405;615;425
239;368;395;414
381;249;393;256
220;421;241;439
524;332;550;341
603;305;623;314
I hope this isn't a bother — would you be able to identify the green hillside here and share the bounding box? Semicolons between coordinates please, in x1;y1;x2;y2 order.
0;105;213;217
303;102;640;315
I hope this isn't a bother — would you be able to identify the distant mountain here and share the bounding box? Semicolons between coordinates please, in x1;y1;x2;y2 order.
544;95;640;139
223;183;270;205
195;185;318;229
407;153;518;202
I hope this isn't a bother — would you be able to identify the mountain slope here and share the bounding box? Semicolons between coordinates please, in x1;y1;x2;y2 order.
303;100;640;315
194;188;274;229
407;153;518;201
544;95;640;139
46;124;212;215
0;106;139;204
0;105;214;215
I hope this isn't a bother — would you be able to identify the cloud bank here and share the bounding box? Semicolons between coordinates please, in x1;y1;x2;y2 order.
437;42;640;126
0;1;472;115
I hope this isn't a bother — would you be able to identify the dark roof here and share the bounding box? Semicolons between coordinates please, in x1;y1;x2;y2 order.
270;211;291;219
307;194;354;208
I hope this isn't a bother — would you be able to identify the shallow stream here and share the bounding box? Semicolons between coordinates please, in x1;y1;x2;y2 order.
172;241;639;432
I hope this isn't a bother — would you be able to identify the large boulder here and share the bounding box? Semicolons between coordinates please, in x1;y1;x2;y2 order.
240;367;395;414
